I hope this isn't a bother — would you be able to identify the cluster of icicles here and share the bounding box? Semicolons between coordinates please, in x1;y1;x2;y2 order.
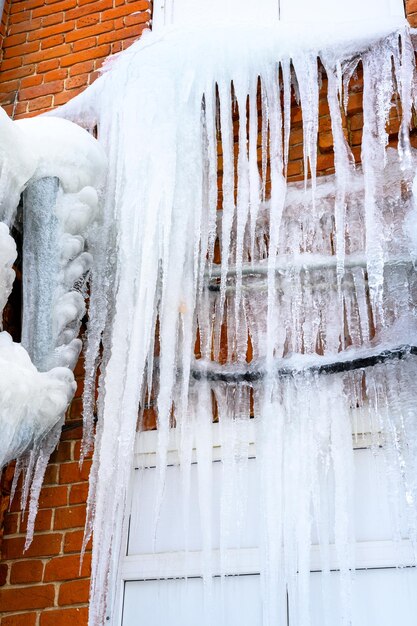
53;18;417;626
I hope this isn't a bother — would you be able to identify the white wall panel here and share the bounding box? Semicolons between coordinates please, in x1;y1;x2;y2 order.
153;0;404;29
280;0;404;22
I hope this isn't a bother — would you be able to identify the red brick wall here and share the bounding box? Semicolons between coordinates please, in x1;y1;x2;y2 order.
0;0;151;118
407;0;417;25
0;2;416;625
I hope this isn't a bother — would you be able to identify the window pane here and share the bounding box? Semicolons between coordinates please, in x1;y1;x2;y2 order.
128;448;405;556
309;568;417;626
122;575;263;626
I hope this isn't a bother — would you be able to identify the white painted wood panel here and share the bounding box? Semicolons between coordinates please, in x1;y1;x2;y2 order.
280;0;404;22
153;0;404;29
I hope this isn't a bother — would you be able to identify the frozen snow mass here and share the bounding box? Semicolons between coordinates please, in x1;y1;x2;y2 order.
2;15;417;626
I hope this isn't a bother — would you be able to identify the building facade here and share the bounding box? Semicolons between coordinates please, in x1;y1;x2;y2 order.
0;1;417;624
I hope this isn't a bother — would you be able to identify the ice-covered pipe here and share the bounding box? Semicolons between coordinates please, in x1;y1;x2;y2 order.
0;109;106;543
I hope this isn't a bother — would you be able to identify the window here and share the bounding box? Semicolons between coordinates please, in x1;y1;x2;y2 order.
116;415;417;626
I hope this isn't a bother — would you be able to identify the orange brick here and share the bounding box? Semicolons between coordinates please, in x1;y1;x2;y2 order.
54;504;86;530
0;65;35;83
69;61;94;75
43;463;59;485
24;43;73;65
102;0;149;20
44;68;67;82
287;159;303;177
41;34;66;49
73;37;97;53
317;152;335;171
9;18;42;36
20;75;43;88
38;486;68;509
347;92;363;114
73;441;93;461
53;91;73;106
0;78;20;94
318;130;333;152
28;20;75;40
8;11;30;26
32;0;77;18
50;441;72;463
37;59;59;73
2;533;62;559
0;562;8;586
318;115;332;133
3;33;27;47
124;11;150;26
2;613;38;626
13;101;28;116
4;512;19;535
66;21;113;43
19;79;63;100
41;12;65;26
20;508;53;533
10;0;44;12
0;57;22;71
3;41;40;59
349;112;363;131
44;553;91;582
0;585;55;611
10;560;44;584
60;44;111;68
59;461;91;484
97;24;141;45
58;578;90;605
66;0;112;19
69;396;83;419
65;74;89;89
40;607;88;626
64;529;92;553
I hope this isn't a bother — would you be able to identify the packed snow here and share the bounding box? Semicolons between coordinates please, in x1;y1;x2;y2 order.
21;15;417;626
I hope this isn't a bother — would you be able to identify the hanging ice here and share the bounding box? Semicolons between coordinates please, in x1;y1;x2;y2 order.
43;16;417;625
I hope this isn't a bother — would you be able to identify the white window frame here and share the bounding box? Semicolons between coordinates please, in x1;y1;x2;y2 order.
152;0;404;31
114;413;415;626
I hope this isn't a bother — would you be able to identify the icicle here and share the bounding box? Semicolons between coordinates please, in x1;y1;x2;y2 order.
248;76;261;262
282;59;292;176
322;58;353;280
218;79;236;350
361;43;391;329
292;53;319;203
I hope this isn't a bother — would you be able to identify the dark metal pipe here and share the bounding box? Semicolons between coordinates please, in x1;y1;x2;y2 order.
191;345;417;383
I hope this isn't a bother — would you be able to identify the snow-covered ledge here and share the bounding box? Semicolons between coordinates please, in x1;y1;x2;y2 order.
0;108;106;544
